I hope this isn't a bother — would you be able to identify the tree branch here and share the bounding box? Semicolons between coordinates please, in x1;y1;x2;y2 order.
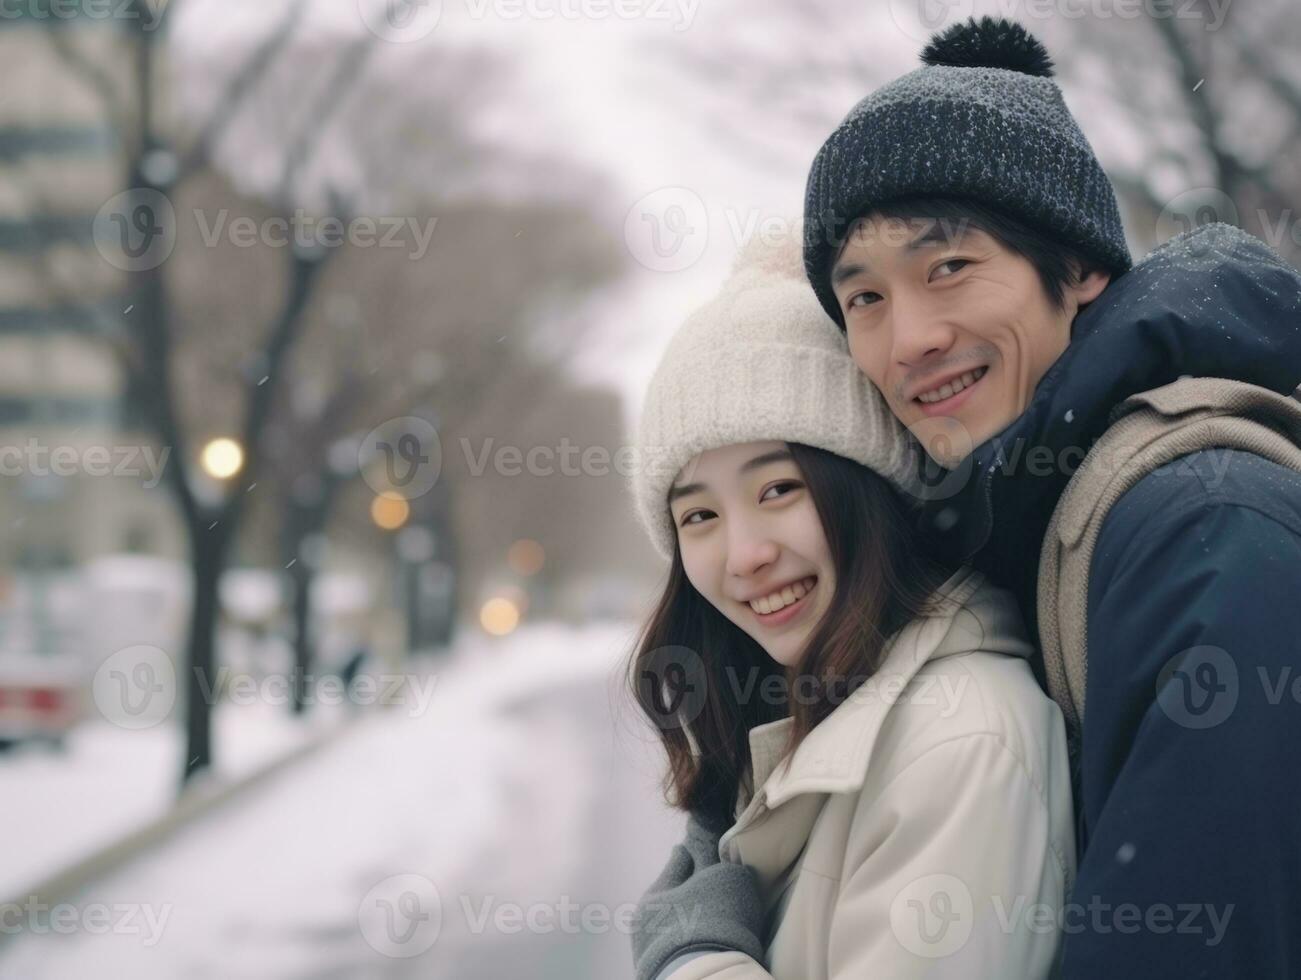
177;0;311;180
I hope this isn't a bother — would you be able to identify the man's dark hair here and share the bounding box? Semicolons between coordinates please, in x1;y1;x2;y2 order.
847;194;1115;315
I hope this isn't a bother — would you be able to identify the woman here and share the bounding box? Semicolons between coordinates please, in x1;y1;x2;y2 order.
625;234;1074;979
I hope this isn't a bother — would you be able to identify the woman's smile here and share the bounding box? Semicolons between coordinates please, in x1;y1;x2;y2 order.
743;575;818;628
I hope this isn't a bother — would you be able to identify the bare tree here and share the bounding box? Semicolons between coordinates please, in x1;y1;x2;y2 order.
252;199;625;713
663;1;1301;264
25;0;625;789
26;0;341;788
1058;1;1301;263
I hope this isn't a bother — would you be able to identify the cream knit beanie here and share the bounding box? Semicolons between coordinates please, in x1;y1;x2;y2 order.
631;231;922;561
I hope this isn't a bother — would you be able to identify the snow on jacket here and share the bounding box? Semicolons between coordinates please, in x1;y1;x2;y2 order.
660;566;1075;979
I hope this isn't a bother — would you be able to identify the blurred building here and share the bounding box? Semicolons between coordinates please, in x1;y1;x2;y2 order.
0;12;184;657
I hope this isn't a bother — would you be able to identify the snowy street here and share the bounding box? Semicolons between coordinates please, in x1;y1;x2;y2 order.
0;623;685;980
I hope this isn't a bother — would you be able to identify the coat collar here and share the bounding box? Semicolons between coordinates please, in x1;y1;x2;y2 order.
728;565;1031;820
717;567;1032;894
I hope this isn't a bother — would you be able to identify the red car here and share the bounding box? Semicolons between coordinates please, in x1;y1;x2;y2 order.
0;655;86;751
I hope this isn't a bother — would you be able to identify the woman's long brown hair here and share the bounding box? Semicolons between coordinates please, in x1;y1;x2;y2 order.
626;443;956;834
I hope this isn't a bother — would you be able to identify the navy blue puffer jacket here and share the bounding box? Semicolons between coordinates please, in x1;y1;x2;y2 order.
919;222;1301;978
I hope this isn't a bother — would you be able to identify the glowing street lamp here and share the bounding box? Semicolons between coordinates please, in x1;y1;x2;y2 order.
370;492;410;531
507;538;545;577
479;597;520;636
200;437;244;479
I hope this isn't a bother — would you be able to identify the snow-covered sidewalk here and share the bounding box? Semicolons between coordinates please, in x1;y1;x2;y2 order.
0;620;684;979
0;697;343;903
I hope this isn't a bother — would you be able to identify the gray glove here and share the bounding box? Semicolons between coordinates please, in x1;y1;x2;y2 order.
629;812;767;980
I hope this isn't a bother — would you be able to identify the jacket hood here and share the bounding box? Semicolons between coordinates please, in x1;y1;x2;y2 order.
735;566;1032;814
917;222;1301;621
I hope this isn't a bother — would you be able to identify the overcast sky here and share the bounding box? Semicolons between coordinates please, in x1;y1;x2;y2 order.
175;0;1154;423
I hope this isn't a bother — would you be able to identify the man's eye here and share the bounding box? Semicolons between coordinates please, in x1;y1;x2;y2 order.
932;258;970;279
846;291;881;310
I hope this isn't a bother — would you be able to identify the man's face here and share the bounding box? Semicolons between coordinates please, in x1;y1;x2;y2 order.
829;214;1110;465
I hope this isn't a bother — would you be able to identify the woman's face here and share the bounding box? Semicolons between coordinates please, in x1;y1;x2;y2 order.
668;440;836;668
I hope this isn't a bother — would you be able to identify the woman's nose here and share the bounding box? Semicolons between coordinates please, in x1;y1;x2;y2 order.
724;519;780;579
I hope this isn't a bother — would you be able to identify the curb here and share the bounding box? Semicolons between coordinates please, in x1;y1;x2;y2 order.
0;713;365;940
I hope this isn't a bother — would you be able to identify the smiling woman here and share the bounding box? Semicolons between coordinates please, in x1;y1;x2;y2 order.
665;438;939;680
626;233;950;820
624;233;1075;980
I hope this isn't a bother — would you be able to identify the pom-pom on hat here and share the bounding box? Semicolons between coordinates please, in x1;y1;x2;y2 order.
630;232;921;561
803;16;1131;327
920;14;1056;75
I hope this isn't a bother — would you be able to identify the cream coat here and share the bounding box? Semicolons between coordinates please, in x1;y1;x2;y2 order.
662;567;1074;980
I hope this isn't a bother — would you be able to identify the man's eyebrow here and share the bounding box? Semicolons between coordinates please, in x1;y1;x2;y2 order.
830;221;967;286
667;449;794;503
667;481;703;504
831;260;867;287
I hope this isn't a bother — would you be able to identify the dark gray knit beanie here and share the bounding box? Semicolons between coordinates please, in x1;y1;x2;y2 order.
803;16;1132;326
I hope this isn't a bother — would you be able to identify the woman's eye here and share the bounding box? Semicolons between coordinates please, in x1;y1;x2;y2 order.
932;258;970;279
679;509;714;527
846;291;881;310
760;481;802;502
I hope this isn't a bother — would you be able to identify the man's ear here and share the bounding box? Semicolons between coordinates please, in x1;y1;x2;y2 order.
1071;266;1110;308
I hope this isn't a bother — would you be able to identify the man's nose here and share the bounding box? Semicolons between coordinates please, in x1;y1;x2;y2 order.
891;296;957;367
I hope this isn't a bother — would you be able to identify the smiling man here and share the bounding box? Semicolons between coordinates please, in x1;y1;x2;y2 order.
826;204;1111;459
802;15;1301;980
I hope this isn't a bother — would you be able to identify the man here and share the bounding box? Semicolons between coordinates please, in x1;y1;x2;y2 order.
802;14;1301;978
